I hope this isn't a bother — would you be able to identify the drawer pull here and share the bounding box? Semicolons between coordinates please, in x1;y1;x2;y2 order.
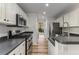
20;53;22;55
4;19;6;21
13;54;15;55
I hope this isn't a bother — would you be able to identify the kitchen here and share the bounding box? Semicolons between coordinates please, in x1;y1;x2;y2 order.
0;3;33;55
0;3;79;55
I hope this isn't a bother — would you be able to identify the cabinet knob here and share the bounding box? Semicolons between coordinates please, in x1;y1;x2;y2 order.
4;19;6;21
20;53;22;55
13;54;15;55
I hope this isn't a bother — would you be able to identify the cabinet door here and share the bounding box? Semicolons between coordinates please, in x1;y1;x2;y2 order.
0;3;6;24
6;3;16;25
9;44;20;55
19;41;25;55
0;4;2;22
22;41;25;55
9;49;16;55
69;8;79;26
9;41;25;55
9;47;20;55
48;40;55;55
63;8;79;27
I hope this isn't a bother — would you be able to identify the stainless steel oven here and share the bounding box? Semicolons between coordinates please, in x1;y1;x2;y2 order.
26;36;32;55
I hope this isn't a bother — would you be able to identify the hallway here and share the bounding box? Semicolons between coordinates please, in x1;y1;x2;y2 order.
32;34;48;55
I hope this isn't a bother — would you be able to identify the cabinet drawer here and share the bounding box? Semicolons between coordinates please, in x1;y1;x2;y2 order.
9;41;25;55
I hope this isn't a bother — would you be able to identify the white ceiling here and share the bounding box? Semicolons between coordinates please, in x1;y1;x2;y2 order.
18;3;79;18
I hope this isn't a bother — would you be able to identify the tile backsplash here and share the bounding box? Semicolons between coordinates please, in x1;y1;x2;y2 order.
62;27;79;34
0;25;29;37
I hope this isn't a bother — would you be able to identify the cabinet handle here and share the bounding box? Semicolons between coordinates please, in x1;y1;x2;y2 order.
20;53;22;55
4;19;6;21
13;54;15;55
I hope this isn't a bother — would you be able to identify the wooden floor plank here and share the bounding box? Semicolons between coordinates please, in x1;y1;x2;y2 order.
32;34;48;55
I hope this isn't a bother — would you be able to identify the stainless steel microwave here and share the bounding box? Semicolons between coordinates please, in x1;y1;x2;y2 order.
16;14;26;27
7;14;26;27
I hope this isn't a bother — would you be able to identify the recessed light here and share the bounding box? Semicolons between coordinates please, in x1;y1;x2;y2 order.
45;3;49;7
43;11;46;15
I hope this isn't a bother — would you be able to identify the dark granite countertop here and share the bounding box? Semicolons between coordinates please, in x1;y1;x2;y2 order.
0;31;33;55
55;36;79;44
48;35;79;44
0;38;25;55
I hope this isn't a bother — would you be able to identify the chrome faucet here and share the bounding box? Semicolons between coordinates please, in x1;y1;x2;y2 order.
63;22;70;39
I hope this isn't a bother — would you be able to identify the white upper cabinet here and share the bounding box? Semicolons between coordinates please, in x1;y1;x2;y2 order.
69;8;79;26
0;3;17;25
0;3;27;25
6;3;17;25
56;8;79;27
63;8;79;27
0;4;2;19
0;4;7;24
0;4;3;22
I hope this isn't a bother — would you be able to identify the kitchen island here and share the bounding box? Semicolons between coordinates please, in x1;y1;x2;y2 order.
48;35;79;55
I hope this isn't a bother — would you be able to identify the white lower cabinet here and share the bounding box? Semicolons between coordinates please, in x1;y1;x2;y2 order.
55;41;79;55
55;41;64;55
9;41;25;55
19;41;25;55
48;40;55;55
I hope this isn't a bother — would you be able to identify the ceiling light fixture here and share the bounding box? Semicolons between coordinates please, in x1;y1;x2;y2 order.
43;11;46;15
45;3;49;7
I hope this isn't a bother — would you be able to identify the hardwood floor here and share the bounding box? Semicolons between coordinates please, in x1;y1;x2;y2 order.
32;34;48;55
